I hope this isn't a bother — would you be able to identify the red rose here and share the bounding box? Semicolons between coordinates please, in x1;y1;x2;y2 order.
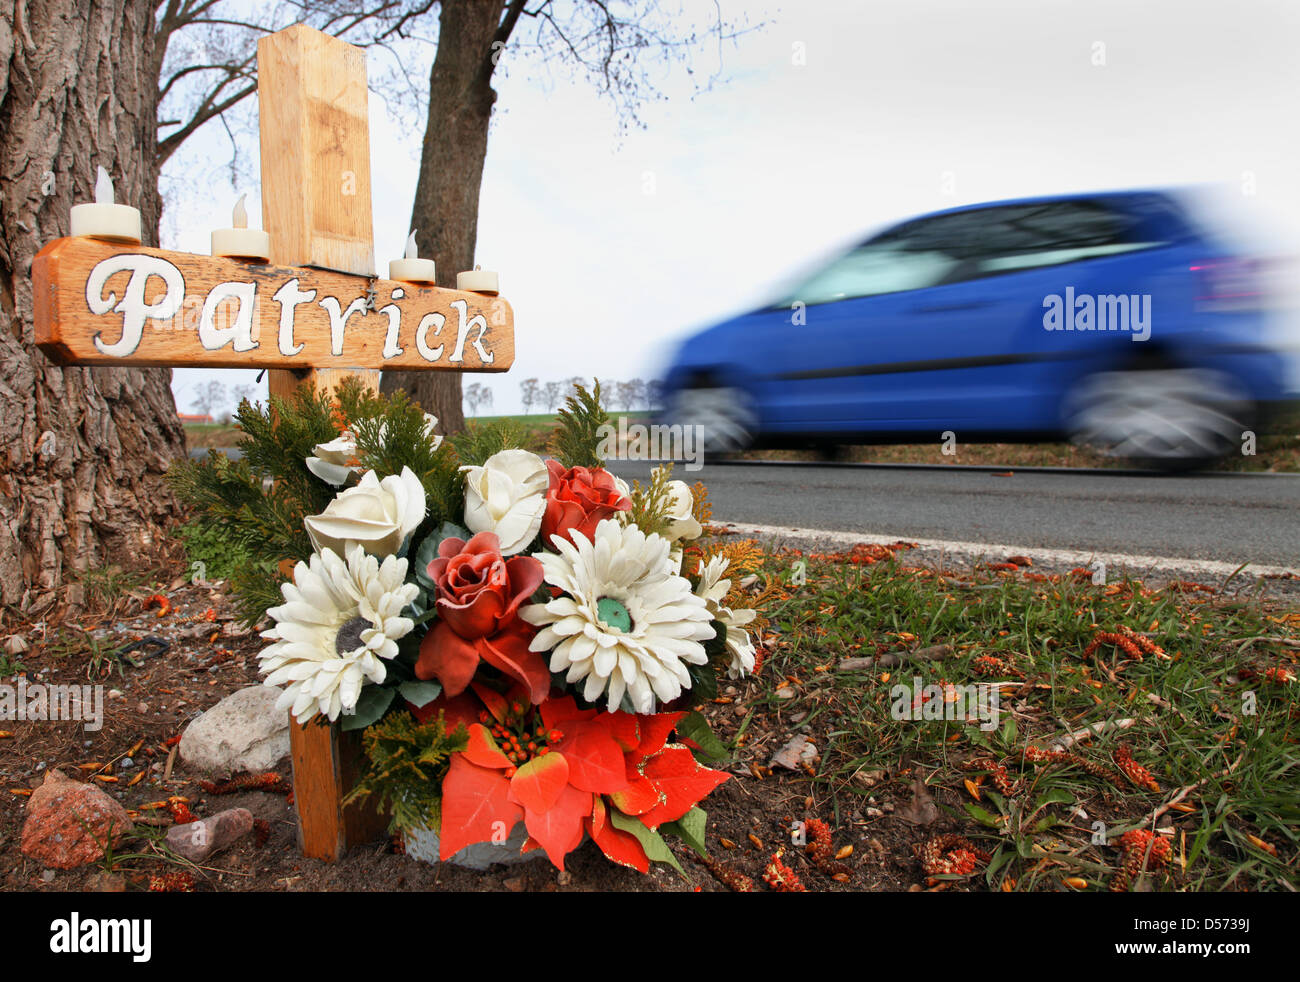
415;531;549;703
540;460;631;547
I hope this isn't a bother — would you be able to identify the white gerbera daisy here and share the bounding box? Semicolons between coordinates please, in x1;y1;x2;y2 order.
694;555;758;679
520;518;715;713
259;545;420;723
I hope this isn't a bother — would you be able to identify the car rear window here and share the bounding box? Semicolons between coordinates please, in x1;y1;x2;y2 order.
884;196;1188;277
775;195;1191;306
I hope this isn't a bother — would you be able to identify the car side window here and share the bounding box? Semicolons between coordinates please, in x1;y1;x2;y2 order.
783;246;958;305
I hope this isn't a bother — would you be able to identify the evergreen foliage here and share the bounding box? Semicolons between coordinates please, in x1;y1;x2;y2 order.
549;380;610;469
343;712;469;834
169;379;460;626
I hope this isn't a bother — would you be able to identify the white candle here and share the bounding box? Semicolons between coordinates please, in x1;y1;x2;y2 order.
211;194;271;262
457;264;499;295
388;230;436;282
70;166;141;243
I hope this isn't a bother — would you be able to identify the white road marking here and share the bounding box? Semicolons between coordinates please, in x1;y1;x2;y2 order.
719;521;1300;579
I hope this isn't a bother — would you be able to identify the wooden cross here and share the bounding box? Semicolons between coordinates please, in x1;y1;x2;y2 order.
31;24;514;861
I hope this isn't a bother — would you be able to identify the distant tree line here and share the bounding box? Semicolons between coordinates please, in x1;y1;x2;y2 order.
187;380;260;422
460;377;664;417
514;377;664;416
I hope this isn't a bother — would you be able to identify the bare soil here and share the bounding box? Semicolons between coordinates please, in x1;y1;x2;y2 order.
1;569;934;893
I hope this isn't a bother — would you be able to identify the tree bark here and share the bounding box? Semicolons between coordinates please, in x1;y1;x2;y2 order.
380;0;506;435
0;0;185;612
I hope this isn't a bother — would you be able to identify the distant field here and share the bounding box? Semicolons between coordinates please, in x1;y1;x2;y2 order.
182;407;1299;473
749;431;1300;473
180;412;646;456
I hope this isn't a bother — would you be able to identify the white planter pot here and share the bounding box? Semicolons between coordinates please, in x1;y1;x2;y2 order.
403;821;544;870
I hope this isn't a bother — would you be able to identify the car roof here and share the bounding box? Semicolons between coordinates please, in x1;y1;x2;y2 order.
900;188;1185;224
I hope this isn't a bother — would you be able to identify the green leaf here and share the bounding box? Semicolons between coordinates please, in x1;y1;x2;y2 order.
702;619;729;665
964;802;1003;828
1034;788;1075;809
984;845;1013;888
398;680;442;709
685;659;718;703
676;710;729;762
998;714;1017;748
341;685;396;731
660;806;709;859
608;808;685;875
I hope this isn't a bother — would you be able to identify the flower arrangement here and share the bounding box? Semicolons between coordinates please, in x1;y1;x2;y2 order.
172;381;765;872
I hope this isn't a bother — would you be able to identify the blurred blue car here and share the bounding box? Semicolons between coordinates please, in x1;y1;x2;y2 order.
659;190;1291;468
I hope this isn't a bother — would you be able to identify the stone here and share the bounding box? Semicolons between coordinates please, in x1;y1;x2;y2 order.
403;821;549;871
839;657;877;671
20;769;133;869
165;808;253;862
179;685;289;776
769;734;818;771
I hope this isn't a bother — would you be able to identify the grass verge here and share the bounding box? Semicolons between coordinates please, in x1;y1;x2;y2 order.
746;544;1298;891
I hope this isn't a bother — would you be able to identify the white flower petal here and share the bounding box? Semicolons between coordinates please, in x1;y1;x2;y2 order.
523;517;714;713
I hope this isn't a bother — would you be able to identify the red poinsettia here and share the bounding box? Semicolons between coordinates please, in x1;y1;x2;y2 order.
415;531;550;704
539;460;630;547
438;689;728;871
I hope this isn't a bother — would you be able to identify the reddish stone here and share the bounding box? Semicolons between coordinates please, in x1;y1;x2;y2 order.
20;770;133;869
164;807;253;862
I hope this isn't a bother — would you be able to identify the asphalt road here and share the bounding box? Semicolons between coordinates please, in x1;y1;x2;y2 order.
607;461;1300;570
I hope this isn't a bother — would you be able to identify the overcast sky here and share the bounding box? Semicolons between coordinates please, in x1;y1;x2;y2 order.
165;0;1300;418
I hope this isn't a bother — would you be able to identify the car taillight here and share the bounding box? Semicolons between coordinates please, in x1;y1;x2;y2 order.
1190;258;1265;311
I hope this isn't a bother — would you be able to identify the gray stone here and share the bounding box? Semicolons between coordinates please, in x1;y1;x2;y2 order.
179;685;289;776
403;821;547;871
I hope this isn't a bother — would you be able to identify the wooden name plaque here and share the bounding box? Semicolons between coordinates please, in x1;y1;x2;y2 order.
33;237;514;373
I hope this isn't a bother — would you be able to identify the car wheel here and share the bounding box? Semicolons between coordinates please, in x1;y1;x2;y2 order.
1064;366;1253;470
664;384;756;454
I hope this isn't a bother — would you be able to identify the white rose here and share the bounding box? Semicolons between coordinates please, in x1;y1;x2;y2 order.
306;414;440;487
461;449;548;554
304;466;426;558
307;431;360;486
419;413;443;451
662;479;703;542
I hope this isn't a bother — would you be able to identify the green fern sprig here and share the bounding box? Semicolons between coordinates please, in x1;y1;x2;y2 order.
627;462;676;538
549;380;611;470
343;711;469;835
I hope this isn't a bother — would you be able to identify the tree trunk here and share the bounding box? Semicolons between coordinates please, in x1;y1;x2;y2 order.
0;0;185;613
380;0;506;435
